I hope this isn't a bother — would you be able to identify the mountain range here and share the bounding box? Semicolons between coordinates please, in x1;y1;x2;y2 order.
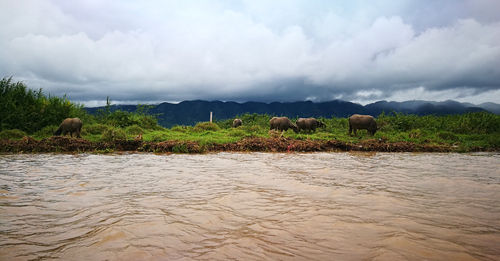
84;100;500;128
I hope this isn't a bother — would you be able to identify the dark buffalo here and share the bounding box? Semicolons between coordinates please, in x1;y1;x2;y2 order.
269;117;299;133
348;114;377;136
232;118;242;128
53;118;83;138
296;118;325;133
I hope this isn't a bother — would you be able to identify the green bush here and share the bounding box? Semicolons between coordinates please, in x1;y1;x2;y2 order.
171;125;191;133
124;125;144;135
102;129;127;141
85;124;111;135
150;132;169;142
215;113;273;129
193;122;220;132
408;129;422;139
0;76;86;134
0;129;27;140
107;110;137;127
33;125;58;138
437;131;458;141
228;129;246;137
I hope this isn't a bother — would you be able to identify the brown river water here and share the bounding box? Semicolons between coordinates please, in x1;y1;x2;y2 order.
1;152;499;261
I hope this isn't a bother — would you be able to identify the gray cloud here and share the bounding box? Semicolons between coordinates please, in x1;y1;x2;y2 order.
1;0;499;106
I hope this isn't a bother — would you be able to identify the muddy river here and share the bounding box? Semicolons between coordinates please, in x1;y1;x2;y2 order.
1;152;499;260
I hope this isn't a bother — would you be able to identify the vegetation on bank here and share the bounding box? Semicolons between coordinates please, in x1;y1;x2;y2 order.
1;77;499;152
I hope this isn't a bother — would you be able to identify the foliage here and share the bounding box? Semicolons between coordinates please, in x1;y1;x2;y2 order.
101;129;127;141
377;111;500;135
33;125;58;138
124;125;144;135
0;76;86;134
215;113;273;129
0;129;27;140
92;97;161;130
193;122;220;132
84;124;111;135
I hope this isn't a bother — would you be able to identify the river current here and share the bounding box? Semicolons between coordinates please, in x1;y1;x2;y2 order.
1;152;499;260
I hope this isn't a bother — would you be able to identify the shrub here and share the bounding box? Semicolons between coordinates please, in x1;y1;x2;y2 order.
228;129;246;137
151;132;169;142
171;125;191;133
487;135;500;148
0;129;27;140
243;125;266;134
85;124;111;135
215;113;273;129
437;131;458;141
408;129;422;139
193;122;220;132
0;76;86;134
102;129;127;141
124;125;144;135
33;125;58;138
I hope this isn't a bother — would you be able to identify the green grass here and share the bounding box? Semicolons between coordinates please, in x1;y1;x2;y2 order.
1;111;499;151
3;77;498;151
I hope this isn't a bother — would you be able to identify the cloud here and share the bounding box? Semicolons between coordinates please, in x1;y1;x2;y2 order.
0;0;499;106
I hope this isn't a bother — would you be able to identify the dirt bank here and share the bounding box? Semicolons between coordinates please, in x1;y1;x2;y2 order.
1;136;497;154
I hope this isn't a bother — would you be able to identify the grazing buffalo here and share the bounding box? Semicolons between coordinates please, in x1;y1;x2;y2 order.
348;114;377;136
269;117;299;133
232;118;242;128
53;118;83;138
296;118;325;133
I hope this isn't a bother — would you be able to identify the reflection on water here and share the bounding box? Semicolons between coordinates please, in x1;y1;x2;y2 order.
1;152;499;260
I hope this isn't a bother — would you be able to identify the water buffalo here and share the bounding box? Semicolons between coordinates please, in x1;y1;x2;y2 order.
296;118;325;133
232;118;242;128
53;118;83;138
348;114;377;136
269;117;299;133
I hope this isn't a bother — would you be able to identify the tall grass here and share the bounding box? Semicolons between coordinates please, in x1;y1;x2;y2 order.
0;76;85;134
0;78;162;140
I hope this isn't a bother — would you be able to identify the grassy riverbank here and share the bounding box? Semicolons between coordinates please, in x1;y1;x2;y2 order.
1;77;499;153
1;111;499;153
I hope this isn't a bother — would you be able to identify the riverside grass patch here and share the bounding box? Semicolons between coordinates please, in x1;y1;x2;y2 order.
2;109;500;151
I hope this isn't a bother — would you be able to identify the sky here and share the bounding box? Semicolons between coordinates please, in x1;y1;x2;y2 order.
1;0;500;107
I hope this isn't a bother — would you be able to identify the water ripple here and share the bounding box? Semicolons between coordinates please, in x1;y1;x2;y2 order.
0;152;499;260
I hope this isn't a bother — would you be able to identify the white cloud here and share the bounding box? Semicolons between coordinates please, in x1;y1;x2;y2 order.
0;0;499;105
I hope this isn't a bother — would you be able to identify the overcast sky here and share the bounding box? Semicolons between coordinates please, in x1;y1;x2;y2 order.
1;0;499;107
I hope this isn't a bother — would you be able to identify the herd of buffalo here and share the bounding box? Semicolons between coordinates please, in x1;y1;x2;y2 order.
235;114;378;136
52;114;378;139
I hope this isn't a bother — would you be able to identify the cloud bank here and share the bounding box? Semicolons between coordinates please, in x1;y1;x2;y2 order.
1;0;499;106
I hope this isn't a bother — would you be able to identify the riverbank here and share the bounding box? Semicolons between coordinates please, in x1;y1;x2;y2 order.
1;136;497;154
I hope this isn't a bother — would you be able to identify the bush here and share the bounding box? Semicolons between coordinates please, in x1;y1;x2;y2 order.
243;125;267;134
0;76;87;134
136;116;161;130
215;113;273;129
487;135;500;148
171;125;191;133
228;129;246;137
102;129;127;141
437;131;458;141
124;125;144;135
33;125;58;138
85;124;111;135
193;122;220;132
408;129;422;139
150;132;169;142
106;110;137;127
0;129;27;140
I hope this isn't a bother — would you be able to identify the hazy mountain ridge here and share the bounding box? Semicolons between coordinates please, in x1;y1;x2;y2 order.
85;100;500;128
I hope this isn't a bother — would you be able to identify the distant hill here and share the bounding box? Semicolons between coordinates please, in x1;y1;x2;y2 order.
84;99;499;128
